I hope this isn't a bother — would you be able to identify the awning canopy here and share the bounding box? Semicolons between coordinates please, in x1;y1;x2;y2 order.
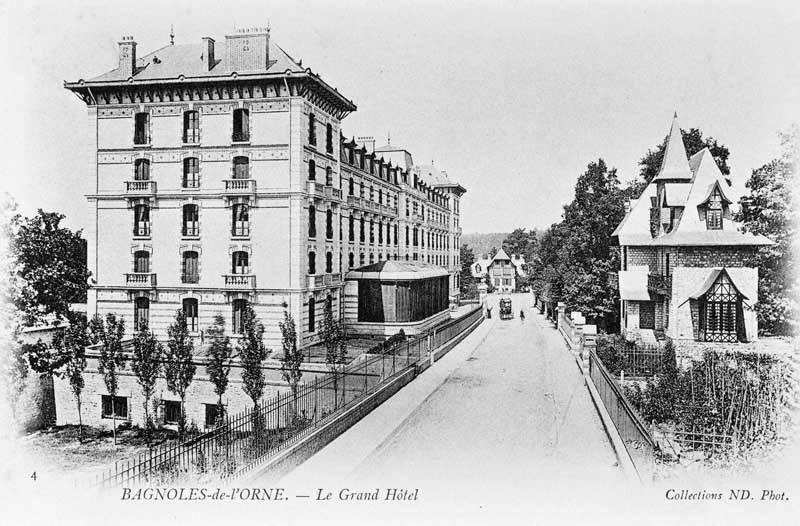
687;268;749;301
618;270;651;301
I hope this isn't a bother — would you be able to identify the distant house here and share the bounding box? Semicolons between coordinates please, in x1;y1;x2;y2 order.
471;249;526;293
611;114;772;346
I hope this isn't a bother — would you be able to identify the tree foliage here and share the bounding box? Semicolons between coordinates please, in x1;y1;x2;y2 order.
735;126;798;335
206;315;233;420
279;310;303;416
501;228;538;289
165;309;196;435
459;243;476;293
130;320;162;434
53;313;92;440
10;210;90;326
238;303;268;407
96;313;125;444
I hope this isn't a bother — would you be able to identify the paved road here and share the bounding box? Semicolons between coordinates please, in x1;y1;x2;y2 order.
279;294;626;523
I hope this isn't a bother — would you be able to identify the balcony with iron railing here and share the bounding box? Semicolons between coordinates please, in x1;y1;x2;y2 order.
231;131;250;143
181;273;200;284
223;179;256;194
308;181;324;197
223;274;256;289
125;272;157;287
647;273;671;295
125;180;157;195
133;223;151;237
323;186;342;200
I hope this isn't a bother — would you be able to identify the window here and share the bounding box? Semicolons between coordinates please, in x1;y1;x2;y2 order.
359;253;365;266
232;299;247;334
308;297;316;332
308;206;317;238
370;186;374;201
325;166;333;186
394;224;398;246
183;298;198;332
182;251;199;283
134;159;150;180
134;112;149;145
133;205;150;236
232;204;249;236
133;250;150;273
134;297;149;329
101;395;128;419
233;157;249;179
369;253;375;264
308;159;316;181
326;209;333;239
183;157;200;188
182;204;199;236
349;178;354;196
706;189;724;230
308;251;316;274
359;217;365;243
308;113;316;146
326;251;333;273
699;271;742;343
205;404;221;428
326;123;333;154
348;252;354;269
349;216;354;242
639;302;655;330
164;401;182;425
359;182;364;198
378;220;383;245
232;251;249;274
405;226;410;245
183;110;200;143
369;220;374;244
232;108;249;142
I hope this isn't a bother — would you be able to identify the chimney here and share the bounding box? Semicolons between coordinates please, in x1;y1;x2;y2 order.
224;27;270;72
202;37;215;71
118;36;137;77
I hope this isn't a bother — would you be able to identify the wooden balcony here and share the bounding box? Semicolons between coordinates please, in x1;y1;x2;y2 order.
223;179;256;195
125;180;157;195
223;274;256;289
125;273;156;287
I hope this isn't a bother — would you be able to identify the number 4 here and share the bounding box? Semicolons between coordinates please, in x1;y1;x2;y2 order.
30;471;37;481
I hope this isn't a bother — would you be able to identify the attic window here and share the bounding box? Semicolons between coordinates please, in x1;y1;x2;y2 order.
706;189;723;230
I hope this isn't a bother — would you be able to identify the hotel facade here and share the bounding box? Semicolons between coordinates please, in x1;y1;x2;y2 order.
65;28;465;351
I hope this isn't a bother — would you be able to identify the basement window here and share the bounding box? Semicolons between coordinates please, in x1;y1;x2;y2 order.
101;396;129;420
164;401;182;425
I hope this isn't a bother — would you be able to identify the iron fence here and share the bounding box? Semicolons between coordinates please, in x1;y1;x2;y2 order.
588;350;657;481
94;306;483;488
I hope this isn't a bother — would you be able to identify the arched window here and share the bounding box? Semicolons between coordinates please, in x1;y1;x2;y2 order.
231;251;249;274
699;270;744;343
231;204;249;236
325;251;333;273
183;157;199;188
232;299;247;334
308;296;316;332
348;216;354;242
308;251;316;274
182;204;199;236
308;159;316;181
326;209;333;239
133;205;150;236
325;166;333;186
359;217;365;242
348;252;354;269
182;251;199;283
133;250;150;273
134;159;150;180
233;108;249;142
308;205;317;238
183;110;199;143
134;297;149;329
183;298;198;333
233;156;249;179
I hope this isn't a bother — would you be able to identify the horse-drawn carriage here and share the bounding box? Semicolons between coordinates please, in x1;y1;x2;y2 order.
499;297;513;320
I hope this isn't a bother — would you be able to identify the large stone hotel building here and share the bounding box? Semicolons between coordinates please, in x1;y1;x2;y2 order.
65;28;465;350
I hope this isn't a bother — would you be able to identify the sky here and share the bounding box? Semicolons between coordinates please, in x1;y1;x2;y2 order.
0;0;798;234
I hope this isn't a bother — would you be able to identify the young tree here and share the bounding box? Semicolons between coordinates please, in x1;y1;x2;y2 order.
130;320;162;440
10;210;90;326
279;310;303;422
164;310;196;438
319;300;347;408
238;303;268;436
96;313;126;445
54;313;91;441
459;243;476;294
206;315;233;424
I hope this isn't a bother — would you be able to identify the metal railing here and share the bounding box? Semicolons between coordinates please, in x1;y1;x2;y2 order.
223;274;256;288
588;350;657;481
125;181;157;194
93;305;484;488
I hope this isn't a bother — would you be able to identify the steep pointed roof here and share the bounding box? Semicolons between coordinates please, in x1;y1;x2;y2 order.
492;248;511;261
653;113;693;181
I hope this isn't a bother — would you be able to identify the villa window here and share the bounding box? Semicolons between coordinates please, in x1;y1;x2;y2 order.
326;209;334;239
308;297;316;332
232;251;249;274
308;251;316;274
134;297;149;329
348;252;354;269
308;113;317;146
182;251;199;283
308;159;316;181
326;166;333;186
183;298;198;332
134;112;149;145
133;205;150;236
183;157;200;188
164;401;181;425
232;299;247;334
183;110;200;143
326;123;333;154
706;189;724;230
134;159;150;180
378;220;383;245
699;271;743;343
231;204;249;237
394;224;398;246
349;178;354;196
308;206;317;238
360;182;365;198
369;220;374;244
182;204;199;236
233;157;249;179
232;109;249;142
133;250;150;273
205;404;221;428
326;251;333;273
359;217;365;242
349;216;354;242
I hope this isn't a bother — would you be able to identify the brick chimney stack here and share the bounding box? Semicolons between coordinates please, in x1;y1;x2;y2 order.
202;37;215;71
224;27;270;72
118;36;137;77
